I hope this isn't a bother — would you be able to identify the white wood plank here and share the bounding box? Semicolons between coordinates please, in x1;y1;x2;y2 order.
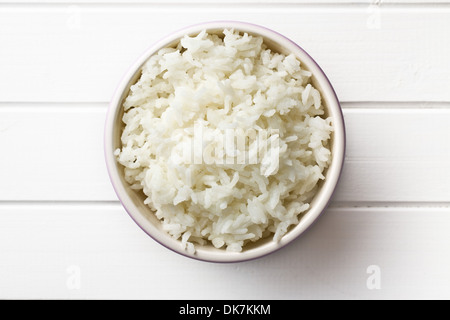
0;105;116;201
0;104;449;203
0;204;448;299
0;6;449;102
334;108;450;203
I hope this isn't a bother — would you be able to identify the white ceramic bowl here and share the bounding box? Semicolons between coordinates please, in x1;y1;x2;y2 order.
104;21;346;263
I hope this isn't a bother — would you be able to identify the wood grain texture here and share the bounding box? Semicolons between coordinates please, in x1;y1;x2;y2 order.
0;104;449;203
0;5;449;102
0;204;448;299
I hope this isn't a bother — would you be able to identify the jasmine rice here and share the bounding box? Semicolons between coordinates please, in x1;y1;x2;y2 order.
115;29;333;253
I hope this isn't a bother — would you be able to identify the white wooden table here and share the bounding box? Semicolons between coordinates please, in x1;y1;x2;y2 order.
1;0;449;300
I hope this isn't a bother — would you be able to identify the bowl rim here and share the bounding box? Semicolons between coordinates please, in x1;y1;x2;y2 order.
104;20;346;263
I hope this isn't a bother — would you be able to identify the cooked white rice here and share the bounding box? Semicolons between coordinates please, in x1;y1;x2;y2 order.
115;29;333;253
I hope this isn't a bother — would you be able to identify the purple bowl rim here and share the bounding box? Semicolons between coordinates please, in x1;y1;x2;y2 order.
104;20;346;264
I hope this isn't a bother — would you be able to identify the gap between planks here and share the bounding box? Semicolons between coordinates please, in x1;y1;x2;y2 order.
0;200;448;209
1;101;450;110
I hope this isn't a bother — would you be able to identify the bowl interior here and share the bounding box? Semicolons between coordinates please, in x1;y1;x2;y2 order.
106;22;345;263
